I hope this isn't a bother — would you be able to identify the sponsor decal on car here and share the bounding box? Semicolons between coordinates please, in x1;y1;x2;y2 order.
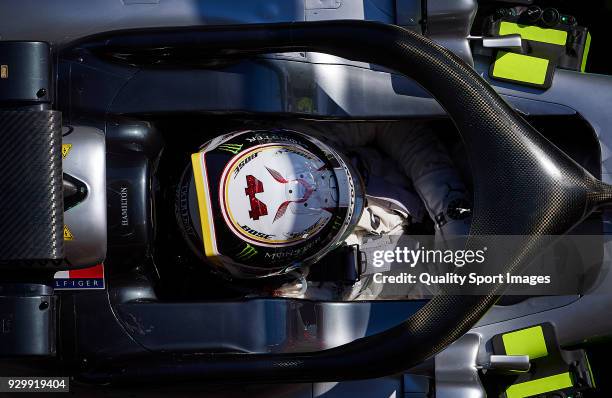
54;263;105;290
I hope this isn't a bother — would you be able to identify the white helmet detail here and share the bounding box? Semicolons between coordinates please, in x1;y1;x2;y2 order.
176;129;364;278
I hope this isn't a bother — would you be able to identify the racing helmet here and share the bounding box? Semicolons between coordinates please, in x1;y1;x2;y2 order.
176;128;365;278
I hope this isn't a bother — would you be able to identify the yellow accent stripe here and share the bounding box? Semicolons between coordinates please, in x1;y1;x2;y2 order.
585;353;596;387
493;51;549;85
502;325;548;359
581;32;591;73
506;372;573;398
191;152;218;258
499;21;568;45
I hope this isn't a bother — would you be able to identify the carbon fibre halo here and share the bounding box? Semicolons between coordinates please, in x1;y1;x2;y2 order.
74;21;612;383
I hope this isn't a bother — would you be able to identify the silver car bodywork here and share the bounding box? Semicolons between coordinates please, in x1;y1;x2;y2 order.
2;1;611;396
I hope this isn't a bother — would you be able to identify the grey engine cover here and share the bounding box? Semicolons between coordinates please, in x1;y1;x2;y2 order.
62;126;106;268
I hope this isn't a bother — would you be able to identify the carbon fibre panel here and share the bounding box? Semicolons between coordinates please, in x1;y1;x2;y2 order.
0;110;64;267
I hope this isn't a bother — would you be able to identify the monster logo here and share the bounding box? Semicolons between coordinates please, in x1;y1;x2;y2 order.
218;143;243;155
236;243;258;260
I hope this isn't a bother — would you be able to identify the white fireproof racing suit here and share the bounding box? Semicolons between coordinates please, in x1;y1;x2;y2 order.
270;121;472;299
